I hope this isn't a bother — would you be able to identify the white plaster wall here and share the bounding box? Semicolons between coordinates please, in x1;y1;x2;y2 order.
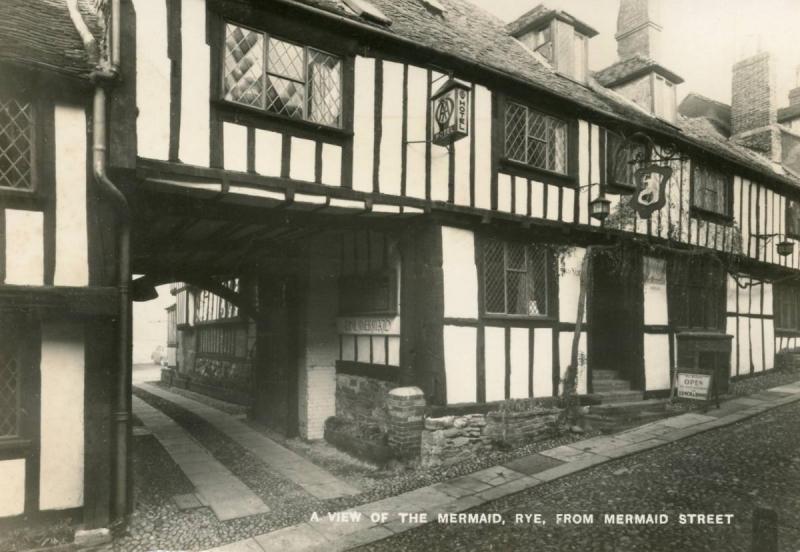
643;257;668;326
441;227;478;319
532;327;553;398
405;65;427;199
352;56;375;192
290;137;316;183
559;331;587;395
509;327;529;399
5;209;43;285
559;247;585;324
644;333;671;391
299;366;336;440
255;129;283;177
321;144;342;187
443;325;477;404
473;85;492;210
54;104;89;286
223;123;248;172
133;0;170;160
0;459;25;517
39;322;85;510
429;72;449;202
180;0;210;166
484;326;505;402
379;61;403;196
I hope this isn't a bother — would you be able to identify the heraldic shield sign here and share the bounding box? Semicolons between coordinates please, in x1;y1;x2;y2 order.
630;164;673;219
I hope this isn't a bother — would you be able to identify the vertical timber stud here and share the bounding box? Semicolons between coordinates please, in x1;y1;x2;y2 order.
109;0;137;168
83;318;113;528
399;227;417;386
413;223;446;404
167;0;182;162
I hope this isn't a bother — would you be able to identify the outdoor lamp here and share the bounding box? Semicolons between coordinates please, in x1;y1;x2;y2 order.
777;240;795;257
590;196;611;222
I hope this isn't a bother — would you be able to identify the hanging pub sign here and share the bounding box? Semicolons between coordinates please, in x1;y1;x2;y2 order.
431;78;470;146
630;164;672;219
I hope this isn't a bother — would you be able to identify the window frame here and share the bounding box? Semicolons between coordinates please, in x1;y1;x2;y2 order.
667;255;726;332
479;237;556;320
775;282;800;334
0;76;52;210
0;310;37;454
690;160;734;224
497;95;578;185
601;129;650;194
220;20;344;129
786;198;800;240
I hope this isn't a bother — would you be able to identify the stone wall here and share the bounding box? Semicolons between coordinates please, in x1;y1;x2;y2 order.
421;408;560;468
336;373;396;433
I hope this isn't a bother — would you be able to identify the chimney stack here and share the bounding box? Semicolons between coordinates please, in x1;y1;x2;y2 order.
731;50;781;161
789;66;800;107
615;0;662;61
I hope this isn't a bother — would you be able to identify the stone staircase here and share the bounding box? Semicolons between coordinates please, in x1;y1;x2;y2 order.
592;369;644;404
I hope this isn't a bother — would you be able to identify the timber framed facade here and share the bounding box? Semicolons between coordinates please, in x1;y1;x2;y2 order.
2;0;800;531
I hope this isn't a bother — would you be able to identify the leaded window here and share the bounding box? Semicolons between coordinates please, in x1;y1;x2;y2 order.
0;314;22;438
668;256;725;331
223;23;342;127
195;279;240;323
692;163;731;217
786;199;800;239
605;131;646;191
0;92;34;192
484;239;549;316
504;102;568;174
775;283;800;332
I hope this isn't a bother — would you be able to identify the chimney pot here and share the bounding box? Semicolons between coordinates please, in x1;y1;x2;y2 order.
616;0;662;61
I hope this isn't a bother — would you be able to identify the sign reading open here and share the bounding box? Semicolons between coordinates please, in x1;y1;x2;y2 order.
676;372;713;401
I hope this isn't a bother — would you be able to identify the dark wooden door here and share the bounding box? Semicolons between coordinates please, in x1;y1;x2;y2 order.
252;276;299;437
588;252;644;390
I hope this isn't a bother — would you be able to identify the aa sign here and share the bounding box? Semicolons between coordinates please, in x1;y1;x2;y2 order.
431;79;470;146
630;164;672;219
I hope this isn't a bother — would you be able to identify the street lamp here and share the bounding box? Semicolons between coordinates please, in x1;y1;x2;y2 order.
752;233;795;257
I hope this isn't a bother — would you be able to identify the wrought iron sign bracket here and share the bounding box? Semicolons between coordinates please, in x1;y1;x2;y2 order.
622;131;689;166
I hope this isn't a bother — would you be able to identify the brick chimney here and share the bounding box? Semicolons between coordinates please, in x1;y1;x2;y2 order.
616;0;662;61
731;50;781;161
789;66;800;107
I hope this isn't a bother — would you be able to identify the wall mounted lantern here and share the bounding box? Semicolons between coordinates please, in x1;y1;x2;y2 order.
753;233;795;257
590;195;611;222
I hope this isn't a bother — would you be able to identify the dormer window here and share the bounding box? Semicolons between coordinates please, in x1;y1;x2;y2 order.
222;22;343;127
526;26;553;63
654;75;676;123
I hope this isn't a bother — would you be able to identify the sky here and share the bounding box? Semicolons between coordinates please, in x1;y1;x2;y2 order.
471;0;800;106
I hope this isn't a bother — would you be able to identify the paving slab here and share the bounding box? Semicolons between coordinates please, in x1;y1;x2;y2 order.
173;493;203;510
659;413;717;428
206;537;265;552
534;453;608;481
253;523;329;552
769;384;800;394
600;438;668;458
137;383;359;499
503;453;564;475
539;445;591;462
469;466;526;485
132;395;270;521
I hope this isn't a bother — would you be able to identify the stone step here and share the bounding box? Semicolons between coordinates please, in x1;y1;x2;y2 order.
595;390;645;404
593;369;622;381
592;379;632;392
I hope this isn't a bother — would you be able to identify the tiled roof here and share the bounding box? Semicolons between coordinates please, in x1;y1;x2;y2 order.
678;93;732;137
506;4;599;38
594;55;684;87
0;0;101;80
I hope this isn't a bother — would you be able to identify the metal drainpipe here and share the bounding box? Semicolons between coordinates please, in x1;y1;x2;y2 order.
68;0;130;524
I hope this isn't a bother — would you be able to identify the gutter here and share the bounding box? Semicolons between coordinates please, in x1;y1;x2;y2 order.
66;0;130;525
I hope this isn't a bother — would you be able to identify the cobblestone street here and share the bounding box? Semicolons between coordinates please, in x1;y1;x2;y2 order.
355;401;800;552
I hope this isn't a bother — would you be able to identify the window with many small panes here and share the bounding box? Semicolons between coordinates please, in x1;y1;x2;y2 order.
483;239;550;317
223;22;342;127
504;101;568;174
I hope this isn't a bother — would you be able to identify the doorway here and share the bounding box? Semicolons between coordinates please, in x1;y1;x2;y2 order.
588;251;644;391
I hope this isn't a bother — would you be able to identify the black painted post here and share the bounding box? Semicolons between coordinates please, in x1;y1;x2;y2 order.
752;507;778;552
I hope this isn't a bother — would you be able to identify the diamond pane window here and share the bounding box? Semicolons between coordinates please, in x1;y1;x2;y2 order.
0;94;34;192
484;239;549;316
504;102;568;174
223;23;342;127
0;316;21;438
606;131;646;191
224;24;265;108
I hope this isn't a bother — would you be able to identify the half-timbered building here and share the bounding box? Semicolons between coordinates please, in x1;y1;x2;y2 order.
3;0;800;531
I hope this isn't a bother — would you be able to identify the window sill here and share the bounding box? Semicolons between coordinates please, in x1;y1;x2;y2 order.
675;330;731;339
213;100;353;143
0;438;32;459
482;313;555;322
499;158;577;187
690;206;733;226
